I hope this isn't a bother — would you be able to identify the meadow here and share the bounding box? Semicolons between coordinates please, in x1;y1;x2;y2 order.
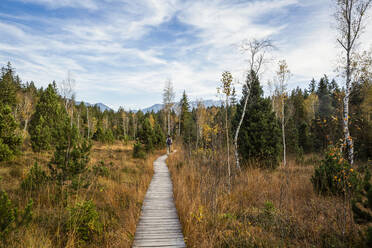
168;149;364;247
0;141;161;248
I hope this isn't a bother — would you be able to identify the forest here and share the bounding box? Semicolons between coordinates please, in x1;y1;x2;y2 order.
0;0;372;247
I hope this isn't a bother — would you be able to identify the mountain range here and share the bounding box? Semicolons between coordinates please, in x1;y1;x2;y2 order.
76;101;113;112
141;99;223;113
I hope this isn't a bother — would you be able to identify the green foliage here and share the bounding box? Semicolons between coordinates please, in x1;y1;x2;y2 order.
29;115;52;151
67;200;102;242
48;123;91;185
233;71;281;168
138;118;154;152
92;161;109;177
0;104;22;161
92;127;115;144
179;91;195;145
311;146;360;195
0;63;17;108
21;163;48;191
153;123;166;149
0;191;33;241
133;142;146;159
352;165;372;246
29;83;68;152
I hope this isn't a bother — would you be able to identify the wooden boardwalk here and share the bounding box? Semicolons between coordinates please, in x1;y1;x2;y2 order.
133;154;186;248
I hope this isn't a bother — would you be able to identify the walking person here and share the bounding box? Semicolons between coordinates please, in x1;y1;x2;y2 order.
166;135;172;154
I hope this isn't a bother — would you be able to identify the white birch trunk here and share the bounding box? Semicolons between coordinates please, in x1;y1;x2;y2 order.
281;96;286;167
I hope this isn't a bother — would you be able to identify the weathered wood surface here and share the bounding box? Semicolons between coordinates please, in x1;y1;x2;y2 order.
133;154;186;248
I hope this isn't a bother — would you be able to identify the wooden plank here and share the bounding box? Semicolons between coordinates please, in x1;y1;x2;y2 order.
133;154;186;248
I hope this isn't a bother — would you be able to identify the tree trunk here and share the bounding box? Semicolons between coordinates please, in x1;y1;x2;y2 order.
24;119;28;133
226;97;231;191
282;97;286;167
167;110;170;135
344;45;354;165
87;108;90;139
233;89;250;172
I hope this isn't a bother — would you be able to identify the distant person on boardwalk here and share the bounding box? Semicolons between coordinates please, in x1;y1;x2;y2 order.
166;135;172;154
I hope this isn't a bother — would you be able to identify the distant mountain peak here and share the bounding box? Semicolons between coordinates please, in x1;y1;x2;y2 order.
76;101;113;112
141;99;222;113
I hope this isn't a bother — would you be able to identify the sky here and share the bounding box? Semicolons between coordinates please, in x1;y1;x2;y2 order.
1;0;372;110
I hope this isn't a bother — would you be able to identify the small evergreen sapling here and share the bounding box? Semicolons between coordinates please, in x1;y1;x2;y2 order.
0;191;33;241
67;200;102;243
21;162;49;191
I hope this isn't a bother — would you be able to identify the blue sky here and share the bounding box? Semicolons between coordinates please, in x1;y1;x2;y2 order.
1;0;371;110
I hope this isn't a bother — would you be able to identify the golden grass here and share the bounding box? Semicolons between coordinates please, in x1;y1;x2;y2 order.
0;141;163;248
168;150;363;248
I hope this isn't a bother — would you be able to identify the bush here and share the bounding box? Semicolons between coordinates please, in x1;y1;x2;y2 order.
311;146;360;195
0;191;33;241
9;167;22;178
352;165;372;246
92;161;109;177
67;200;102;242
21;163;48;191
133;142;146;159
92;127;114;144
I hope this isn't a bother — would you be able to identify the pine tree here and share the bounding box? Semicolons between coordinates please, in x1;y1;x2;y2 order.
138;118;155;152
179;91;194;145
233;71;281;168
0;104;22;161
29;83;67;152
48;121;91;185
0;63;17;108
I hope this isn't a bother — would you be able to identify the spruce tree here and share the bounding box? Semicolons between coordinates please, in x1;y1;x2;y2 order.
0;104;22;161
179;91;194;145
233;71;281;168
29;83;67;152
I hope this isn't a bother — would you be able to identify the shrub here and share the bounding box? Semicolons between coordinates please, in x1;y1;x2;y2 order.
92;161;109;177
311;146;360;195
67;200;102;242
92;127;114;144
133;142;146;159
21;163;48;191
0;191;33;241
9;167;22;178
352;165;372;246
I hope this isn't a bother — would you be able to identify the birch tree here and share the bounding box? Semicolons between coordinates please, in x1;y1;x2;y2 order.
17;92;34;134
60;71;76;127
163;79;175;135
218;71;233;190
274;60;291;167
234;38;273;171
334;0;372;164
195;99;206;149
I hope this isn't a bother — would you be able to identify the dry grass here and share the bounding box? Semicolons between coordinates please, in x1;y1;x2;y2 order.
168;149;363;248
0;141;163;247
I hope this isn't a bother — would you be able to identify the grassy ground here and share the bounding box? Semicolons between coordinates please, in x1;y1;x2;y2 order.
168;149;364;248
0;141;162;248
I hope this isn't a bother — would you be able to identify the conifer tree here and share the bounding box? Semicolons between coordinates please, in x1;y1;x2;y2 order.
138;118;154;152
48;121;91;185
0;63;17;108
29;83;67;152
233;71;281;168
0;104;22;161
179;91;194;145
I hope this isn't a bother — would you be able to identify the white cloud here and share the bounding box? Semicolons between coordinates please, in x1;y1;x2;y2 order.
2;0;372;110
19;0;98;9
